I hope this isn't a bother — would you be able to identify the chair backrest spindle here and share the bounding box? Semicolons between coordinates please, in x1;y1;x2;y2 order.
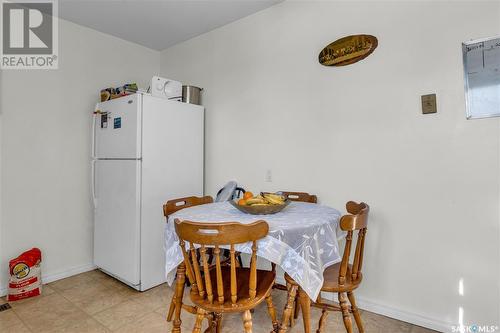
249;241;258;299
179;239;198;293
190;242;205;297
339;230;352;285
230;244;237;304
200;245;213;303
214;246;224;304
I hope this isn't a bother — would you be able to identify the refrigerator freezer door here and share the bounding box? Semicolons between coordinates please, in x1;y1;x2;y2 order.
94;94;142;159
94;160;141;286
140;96;204;290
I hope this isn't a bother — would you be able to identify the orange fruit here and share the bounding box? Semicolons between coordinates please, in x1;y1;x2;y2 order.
238;198;247;206
243;191;254;200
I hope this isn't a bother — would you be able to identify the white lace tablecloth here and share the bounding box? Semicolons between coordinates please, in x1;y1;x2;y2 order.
164;201;343;300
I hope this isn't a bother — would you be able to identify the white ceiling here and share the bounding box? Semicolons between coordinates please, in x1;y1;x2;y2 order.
57;0;282;50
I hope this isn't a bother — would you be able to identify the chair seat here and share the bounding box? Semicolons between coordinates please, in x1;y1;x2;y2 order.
190;267;275;313
284;263;362;294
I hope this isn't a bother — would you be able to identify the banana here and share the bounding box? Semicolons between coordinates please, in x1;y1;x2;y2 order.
242;192;286;206
265;193;284;200
262;193;285;205
246;197;267;205
268;198;284;205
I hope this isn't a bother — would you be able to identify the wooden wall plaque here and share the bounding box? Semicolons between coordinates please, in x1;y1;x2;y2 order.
319;35;378;67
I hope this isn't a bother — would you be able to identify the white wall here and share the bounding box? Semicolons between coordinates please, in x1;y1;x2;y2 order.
0;19;159;293
159;1;500;331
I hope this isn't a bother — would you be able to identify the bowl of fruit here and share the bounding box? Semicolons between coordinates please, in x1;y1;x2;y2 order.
230;192;290;215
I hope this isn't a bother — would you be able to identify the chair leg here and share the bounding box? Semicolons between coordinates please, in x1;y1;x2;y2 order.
278;284;298;333
338;292;354;333
193;308;206;333
204;313;214;333
265;293;279;332
316;308;328;333
243;309;253;333
290;292;300;327
214;313;222;333
167;293;176;322
293;292;300;319
298;288;311;333
347;291;364;333
172;263;186;333
287;283;297;328
290;300;295;327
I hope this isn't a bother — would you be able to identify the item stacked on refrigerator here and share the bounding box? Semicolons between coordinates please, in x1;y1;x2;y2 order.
7;248;42;301
100;83;138;102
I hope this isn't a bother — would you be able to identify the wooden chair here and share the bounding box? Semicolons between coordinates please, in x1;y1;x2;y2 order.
174;219;278;333
274;191;318;326
163;196;214;218
281;191;318;204
163;196;214;322
279;201;370;333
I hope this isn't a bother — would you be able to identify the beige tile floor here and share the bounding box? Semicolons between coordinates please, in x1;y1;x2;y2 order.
1;270;439;333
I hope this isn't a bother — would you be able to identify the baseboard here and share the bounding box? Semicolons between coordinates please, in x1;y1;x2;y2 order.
354;295;451;332
276;275;450;332
0;262;96;297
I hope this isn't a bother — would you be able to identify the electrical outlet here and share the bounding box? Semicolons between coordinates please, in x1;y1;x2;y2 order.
265;169;272;182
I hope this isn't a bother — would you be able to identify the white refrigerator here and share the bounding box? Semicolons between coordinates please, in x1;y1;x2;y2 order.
92;93;204;291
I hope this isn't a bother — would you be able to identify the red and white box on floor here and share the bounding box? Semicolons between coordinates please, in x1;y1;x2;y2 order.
7;248;42;301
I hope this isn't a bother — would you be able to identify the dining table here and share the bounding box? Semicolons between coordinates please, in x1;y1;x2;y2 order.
164;200;344;332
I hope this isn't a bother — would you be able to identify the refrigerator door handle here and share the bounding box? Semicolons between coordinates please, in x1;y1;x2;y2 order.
91;104;99;209
91;159;97;209
92;103;98;159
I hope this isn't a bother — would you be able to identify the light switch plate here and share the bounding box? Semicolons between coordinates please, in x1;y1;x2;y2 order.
421;94;437;114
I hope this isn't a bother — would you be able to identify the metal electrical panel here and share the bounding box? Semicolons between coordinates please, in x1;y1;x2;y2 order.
463;36;500;119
